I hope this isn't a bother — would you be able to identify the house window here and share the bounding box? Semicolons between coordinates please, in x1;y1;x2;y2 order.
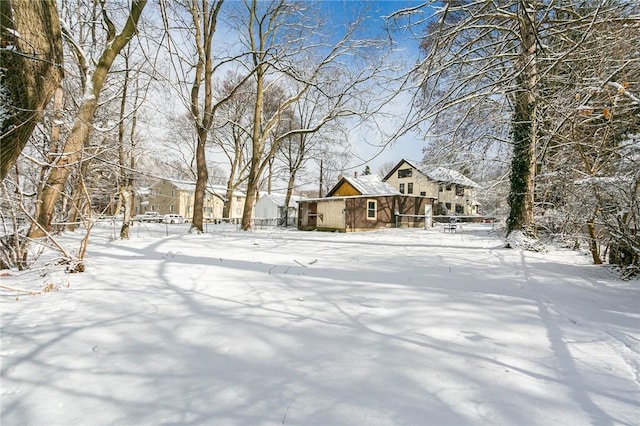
445;202;452;210
455;204;464;214
408;183;414;194
455;186;464;196
170;205;174;212
420;191;426;196
399;183;405;194
171;190;175;197
398;168;412;178
439;185;444;192
446;184;452;191
367;200;377;220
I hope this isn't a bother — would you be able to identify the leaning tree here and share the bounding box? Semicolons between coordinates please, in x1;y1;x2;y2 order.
28;0;148;239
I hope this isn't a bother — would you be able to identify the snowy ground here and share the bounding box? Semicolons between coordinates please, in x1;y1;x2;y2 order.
1;223;638;425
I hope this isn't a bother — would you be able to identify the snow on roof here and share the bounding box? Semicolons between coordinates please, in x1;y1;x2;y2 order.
343;175;401;195
260;193;303;208
424;167;479;188
172;181;196;191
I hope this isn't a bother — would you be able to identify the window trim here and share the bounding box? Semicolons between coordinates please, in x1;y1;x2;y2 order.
366;199;377;220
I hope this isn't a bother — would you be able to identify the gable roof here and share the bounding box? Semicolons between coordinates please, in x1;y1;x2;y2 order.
383;159;479;189
327;174;401;197
258;193;303;208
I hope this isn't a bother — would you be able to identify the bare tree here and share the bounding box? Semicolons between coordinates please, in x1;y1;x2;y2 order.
231;0;389;230
28;0;147;239
210;74;254;219
397;0;638;248
533;5;640;268
161;0;263;231
0;0;64;179
160;0;224;233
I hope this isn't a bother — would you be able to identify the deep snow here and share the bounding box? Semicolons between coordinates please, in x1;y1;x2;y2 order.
1;223;638;425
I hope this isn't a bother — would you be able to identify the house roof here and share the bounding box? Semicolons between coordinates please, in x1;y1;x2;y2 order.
425;167;479;188
383;159;479;189
144;180;249;201
259;193;303;208
328;174;401;197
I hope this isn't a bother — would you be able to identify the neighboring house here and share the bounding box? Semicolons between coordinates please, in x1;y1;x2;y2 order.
134;179;247;222
383;159;480;216
298;174;434;232
254;192;303;227
210;184;247;220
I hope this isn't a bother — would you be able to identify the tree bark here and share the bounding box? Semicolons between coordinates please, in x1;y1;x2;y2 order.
0;0;64;179
506;1;538;238
192;127;209;229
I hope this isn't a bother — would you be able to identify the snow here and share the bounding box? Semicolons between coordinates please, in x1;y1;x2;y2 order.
1;223;639;425
0;68;11;126
343;175;401;195
426;167;480;189
258;193;303;208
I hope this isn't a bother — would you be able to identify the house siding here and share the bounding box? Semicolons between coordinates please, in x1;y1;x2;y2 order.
329;181;360;197
135;179;234;221
384;160;478;216
298;196;432;232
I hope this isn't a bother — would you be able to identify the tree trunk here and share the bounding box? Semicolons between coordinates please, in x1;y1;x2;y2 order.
282;173;297;227
0;0;64;179
28;0;147;238
241;155;260;231
223;185;234;219
191;128;208;232
586;215;602;265
241;72;265;230
506;1;538;239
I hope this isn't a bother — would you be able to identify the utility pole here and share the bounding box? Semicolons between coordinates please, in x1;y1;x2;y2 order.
318;159;323;197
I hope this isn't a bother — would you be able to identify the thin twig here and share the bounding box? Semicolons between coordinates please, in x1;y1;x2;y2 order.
0;284;40;295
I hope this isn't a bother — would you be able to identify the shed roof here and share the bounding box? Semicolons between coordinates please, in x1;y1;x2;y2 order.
337;175;401;196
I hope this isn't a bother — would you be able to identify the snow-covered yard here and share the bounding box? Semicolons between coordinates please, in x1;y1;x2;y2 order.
1;223;638;425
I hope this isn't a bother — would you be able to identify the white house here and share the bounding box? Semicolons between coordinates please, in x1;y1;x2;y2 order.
254;192;303;226
383;159;480;216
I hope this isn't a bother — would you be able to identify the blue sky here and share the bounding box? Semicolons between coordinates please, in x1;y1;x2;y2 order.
318;1;429;174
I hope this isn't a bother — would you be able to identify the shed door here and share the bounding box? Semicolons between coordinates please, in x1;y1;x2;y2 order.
308;202;318;227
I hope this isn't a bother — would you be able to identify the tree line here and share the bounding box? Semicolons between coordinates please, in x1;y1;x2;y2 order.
1;0;638;277
396;0;639;277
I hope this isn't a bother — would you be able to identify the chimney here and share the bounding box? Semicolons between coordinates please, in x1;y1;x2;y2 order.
354;171;358;178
